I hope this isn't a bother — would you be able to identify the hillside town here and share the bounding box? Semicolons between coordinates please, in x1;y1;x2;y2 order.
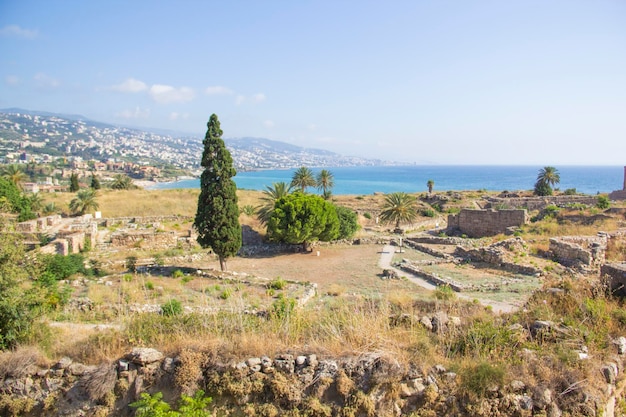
0;111;390;179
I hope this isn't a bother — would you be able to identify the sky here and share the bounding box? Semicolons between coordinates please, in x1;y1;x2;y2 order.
1;1;625;165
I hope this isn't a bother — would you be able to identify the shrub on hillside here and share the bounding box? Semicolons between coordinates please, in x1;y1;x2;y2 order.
161;299;183;317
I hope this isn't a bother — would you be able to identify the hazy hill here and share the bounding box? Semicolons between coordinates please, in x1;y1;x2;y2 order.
0;109;391;172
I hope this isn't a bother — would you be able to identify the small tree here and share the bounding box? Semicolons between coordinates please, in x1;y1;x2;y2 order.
427;179;434;194
597;195;610;210
379;192;418;230
534;166;560;196
194;114;242;271
266;192;339;251
69;173;80;192
290;167;316;193
110;173;134;190
90;174;101;190
316;169;335;200
69;189;99;216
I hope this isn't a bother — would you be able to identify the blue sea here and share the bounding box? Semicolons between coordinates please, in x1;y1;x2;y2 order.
151;165;624;196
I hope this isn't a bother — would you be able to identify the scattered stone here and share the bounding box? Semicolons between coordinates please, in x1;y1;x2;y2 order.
510;380;526;392
127;348;164;365
431;311;449;333
602;363;618;384
54;357;73;370
613;336;626;355
420;316;434;331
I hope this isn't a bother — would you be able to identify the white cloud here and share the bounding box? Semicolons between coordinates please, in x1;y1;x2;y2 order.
0;24;38;39
34;73;60;89
149;84;195;104
235;92;266;105
252;93;266;103
308;123;317;131
263;120;275;128
205;85;233;95
116;107;150;119
5;75;19;86
169;112;189;121
111;78;147;93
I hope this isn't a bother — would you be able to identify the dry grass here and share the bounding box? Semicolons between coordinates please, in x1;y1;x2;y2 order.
0;346;50;379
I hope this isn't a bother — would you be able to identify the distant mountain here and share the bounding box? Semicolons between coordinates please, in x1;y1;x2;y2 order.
0;110;393;172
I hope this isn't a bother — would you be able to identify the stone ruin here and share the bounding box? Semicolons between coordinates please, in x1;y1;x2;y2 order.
549;234;608;271
447;208;527;237
602;263;626;296
609;166;626;201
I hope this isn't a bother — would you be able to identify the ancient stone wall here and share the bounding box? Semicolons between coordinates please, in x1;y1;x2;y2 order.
609;190;626;201
601;263;626;296
484;196;598;211
447;209;527;237
110;230;177;248
549;235;607;270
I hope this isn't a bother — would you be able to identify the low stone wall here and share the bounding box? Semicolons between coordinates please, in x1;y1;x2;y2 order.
609;190;626;201
403;239;454;260
484;195;598;211
549;235;607;270
447;209;527;238
398;261;466;291
110;230;177;248
602;263;626;296
101;215;192;228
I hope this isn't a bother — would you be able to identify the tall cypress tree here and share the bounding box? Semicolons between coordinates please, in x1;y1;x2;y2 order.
193;114;242;271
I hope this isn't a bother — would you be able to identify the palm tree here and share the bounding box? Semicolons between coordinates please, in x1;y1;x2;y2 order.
257;182;292;225
379;192;418;231
1;164;28;189
69;189;99;216
110;173;134;190
290;167;316;192
534;166;560;196
427;179;434;195
316;169;335;200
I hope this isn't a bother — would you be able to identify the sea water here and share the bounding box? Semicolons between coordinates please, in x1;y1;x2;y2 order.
151;165;623;196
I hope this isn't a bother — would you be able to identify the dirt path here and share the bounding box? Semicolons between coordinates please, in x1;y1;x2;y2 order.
378;244;517;314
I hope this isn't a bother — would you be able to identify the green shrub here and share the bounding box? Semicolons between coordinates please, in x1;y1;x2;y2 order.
363;212;372;219
130;390;212;417
123;274;133;282
460;362;505;397
126;256;138;273
269;277;287;290
421;208;435;217
597;195;610;210
240;204;256;216
433;285;455;301
40;253;87;280
335;205;360;239
145;281;155;291
219;289;232;300
172;269;184;279
563;188;577;195
161;299;183;317
181;276;192;284
271;294;296;320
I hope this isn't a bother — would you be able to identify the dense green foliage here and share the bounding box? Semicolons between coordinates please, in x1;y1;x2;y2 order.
40;253;87;279
534;166;560;196
193;114;242;271
161;299;183;317
290;167;316;192
0;177;36;221
266;192;339;250
256;182;292;225
335;205;359;239
0;219;45;349
597;195;610;209
130;390;212;417
379;192;418;229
